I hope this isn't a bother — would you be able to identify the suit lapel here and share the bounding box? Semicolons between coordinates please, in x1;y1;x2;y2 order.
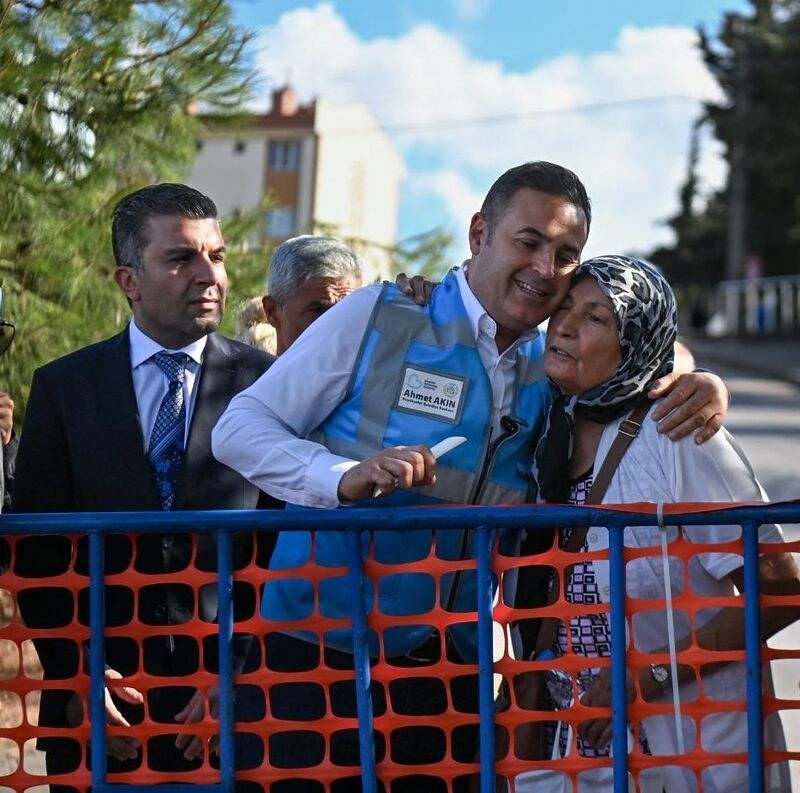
101;331;162;509
173;333;238;509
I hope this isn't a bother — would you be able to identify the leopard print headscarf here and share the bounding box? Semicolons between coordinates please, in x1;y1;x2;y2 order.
532;255;677;503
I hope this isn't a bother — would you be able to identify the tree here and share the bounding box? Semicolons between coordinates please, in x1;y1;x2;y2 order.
652;0;800;287
387;228;456;281
701;0;800;278
0;0;256;414
311;219;456;280
649;120;727;286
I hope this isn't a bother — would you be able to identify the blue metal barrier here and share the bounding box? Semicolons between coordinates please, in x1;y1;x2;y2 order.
2;501;799;792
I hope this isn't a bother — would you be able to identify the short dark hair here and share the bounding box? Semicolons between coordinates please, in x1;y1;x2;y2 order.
480;161;591;237
112;183;218;270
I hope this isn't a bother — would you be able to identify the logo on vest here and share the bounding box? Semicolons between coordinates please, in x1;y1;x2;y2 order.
395;365;467;423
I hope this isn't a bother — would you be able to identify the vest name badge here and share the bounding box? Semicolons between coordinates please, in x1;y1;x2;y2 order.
395;364;468;424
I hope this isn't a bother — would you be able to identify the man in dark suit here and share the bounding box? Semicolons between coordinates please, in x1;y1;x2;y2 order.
14;183;278;787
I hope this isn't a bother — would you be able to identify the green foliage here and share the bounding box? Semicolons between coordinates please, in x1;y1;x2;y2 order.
702;0;800;276
387;228;456;280
655;0;800;285
310;220;456;283
216;200;275;339
0;0;255;416
650;121;728;286
0;0;453;419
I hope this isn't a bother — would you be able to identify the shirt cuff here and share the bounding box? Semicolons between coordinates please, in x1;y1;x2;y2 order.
304;455;359;508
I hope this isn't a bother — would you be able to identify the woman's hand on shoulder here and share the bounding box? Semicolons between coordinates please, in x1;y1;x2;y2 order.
648;371;728;445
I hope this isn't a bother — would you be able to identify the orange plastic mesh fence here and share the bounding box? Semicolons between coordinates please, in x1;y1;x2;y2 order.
493;527;800;792
0;523;798;792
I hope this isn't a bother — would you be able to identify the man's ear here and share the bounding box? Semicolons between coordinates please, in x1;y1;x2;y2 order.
468;212;488;255
114;266;140;303
262;295;280;329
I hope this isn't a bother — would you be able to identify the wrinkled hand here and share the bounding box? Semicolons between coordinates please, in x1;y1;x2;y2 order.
65;668;144;761
648;371;727;444
578;667;636;750
174;686;219;761
395;272;439;306
338;445;436;503
0;392;13;445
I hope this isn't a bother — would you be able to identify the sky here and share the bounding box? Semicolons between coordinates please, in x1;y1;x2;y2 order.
232;0;750;261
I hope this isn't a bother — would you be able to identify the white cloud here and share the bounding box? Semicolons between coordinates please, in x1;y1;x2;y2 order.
449;0;489;21
408;168;483;257
410;169;482;233
254;5;727;257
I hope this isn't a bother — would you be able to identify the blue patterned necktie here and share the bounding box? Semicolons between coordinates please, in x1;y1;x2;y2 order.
148;352;191;510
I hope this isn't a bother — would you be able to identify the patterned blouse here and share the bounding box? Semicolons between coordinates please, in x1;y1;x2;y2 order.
545;469;650;759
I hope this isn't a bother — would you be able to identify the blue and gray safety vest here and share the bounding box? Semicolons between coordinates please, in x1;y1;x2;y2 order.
265;269;552;658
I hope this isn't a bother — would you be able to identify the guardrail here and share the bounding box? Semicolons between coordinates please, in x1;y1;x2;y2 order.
1;502;798;793
717;274;800;335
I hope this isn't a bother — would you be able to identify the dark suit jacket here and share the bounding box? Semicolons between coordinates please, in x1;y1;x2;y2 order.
13;329;278;770
14;330;273;512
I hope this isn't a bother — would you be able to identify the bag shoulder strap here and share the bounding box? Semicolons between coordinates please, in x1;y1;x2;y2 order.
563;397;652;551
530;397;651;658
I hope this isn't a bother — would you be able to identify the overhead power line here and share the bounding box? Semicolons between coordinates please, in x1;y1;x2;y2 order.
378;93;702;135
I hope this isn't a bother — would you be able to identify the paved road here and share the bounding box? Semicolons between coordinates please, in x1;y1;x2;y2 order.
697;361;800;778
705;362;800;507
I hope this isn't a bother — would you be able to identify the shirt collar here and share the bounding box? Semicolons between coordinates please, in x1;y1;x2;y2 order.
128;319;207;369
454;264;541;350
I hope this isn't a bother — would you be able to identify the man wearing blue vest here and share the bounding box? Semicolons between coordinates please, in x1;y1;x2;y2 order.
213;162;727;791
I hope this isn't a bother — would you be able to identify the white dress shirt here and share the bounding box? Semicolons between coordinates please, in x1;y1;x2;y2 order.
128;320;207;451
212;266;541;508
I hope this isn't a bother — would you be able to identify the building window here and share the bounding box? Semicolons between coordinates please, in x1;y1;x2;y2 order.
234;140;247;154
265;207;296;238
268;139;300;171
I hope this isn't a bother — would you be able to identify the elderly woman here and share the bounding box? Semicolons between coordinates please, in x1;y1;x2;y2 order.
514;255;799;792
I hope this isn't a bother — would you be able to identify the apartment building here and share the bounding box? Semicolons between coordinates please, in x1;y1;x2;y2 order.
189;86;405;277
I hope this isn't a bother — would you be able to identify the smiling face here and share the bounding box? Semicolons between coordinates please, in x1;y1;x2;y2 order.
114;215;227;349
544;276;623;395
263;274;362;355
465;188;588;352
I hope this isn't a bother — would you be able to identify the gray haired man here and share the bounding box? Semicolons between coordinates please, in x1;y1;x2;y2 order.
263;235;367;355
